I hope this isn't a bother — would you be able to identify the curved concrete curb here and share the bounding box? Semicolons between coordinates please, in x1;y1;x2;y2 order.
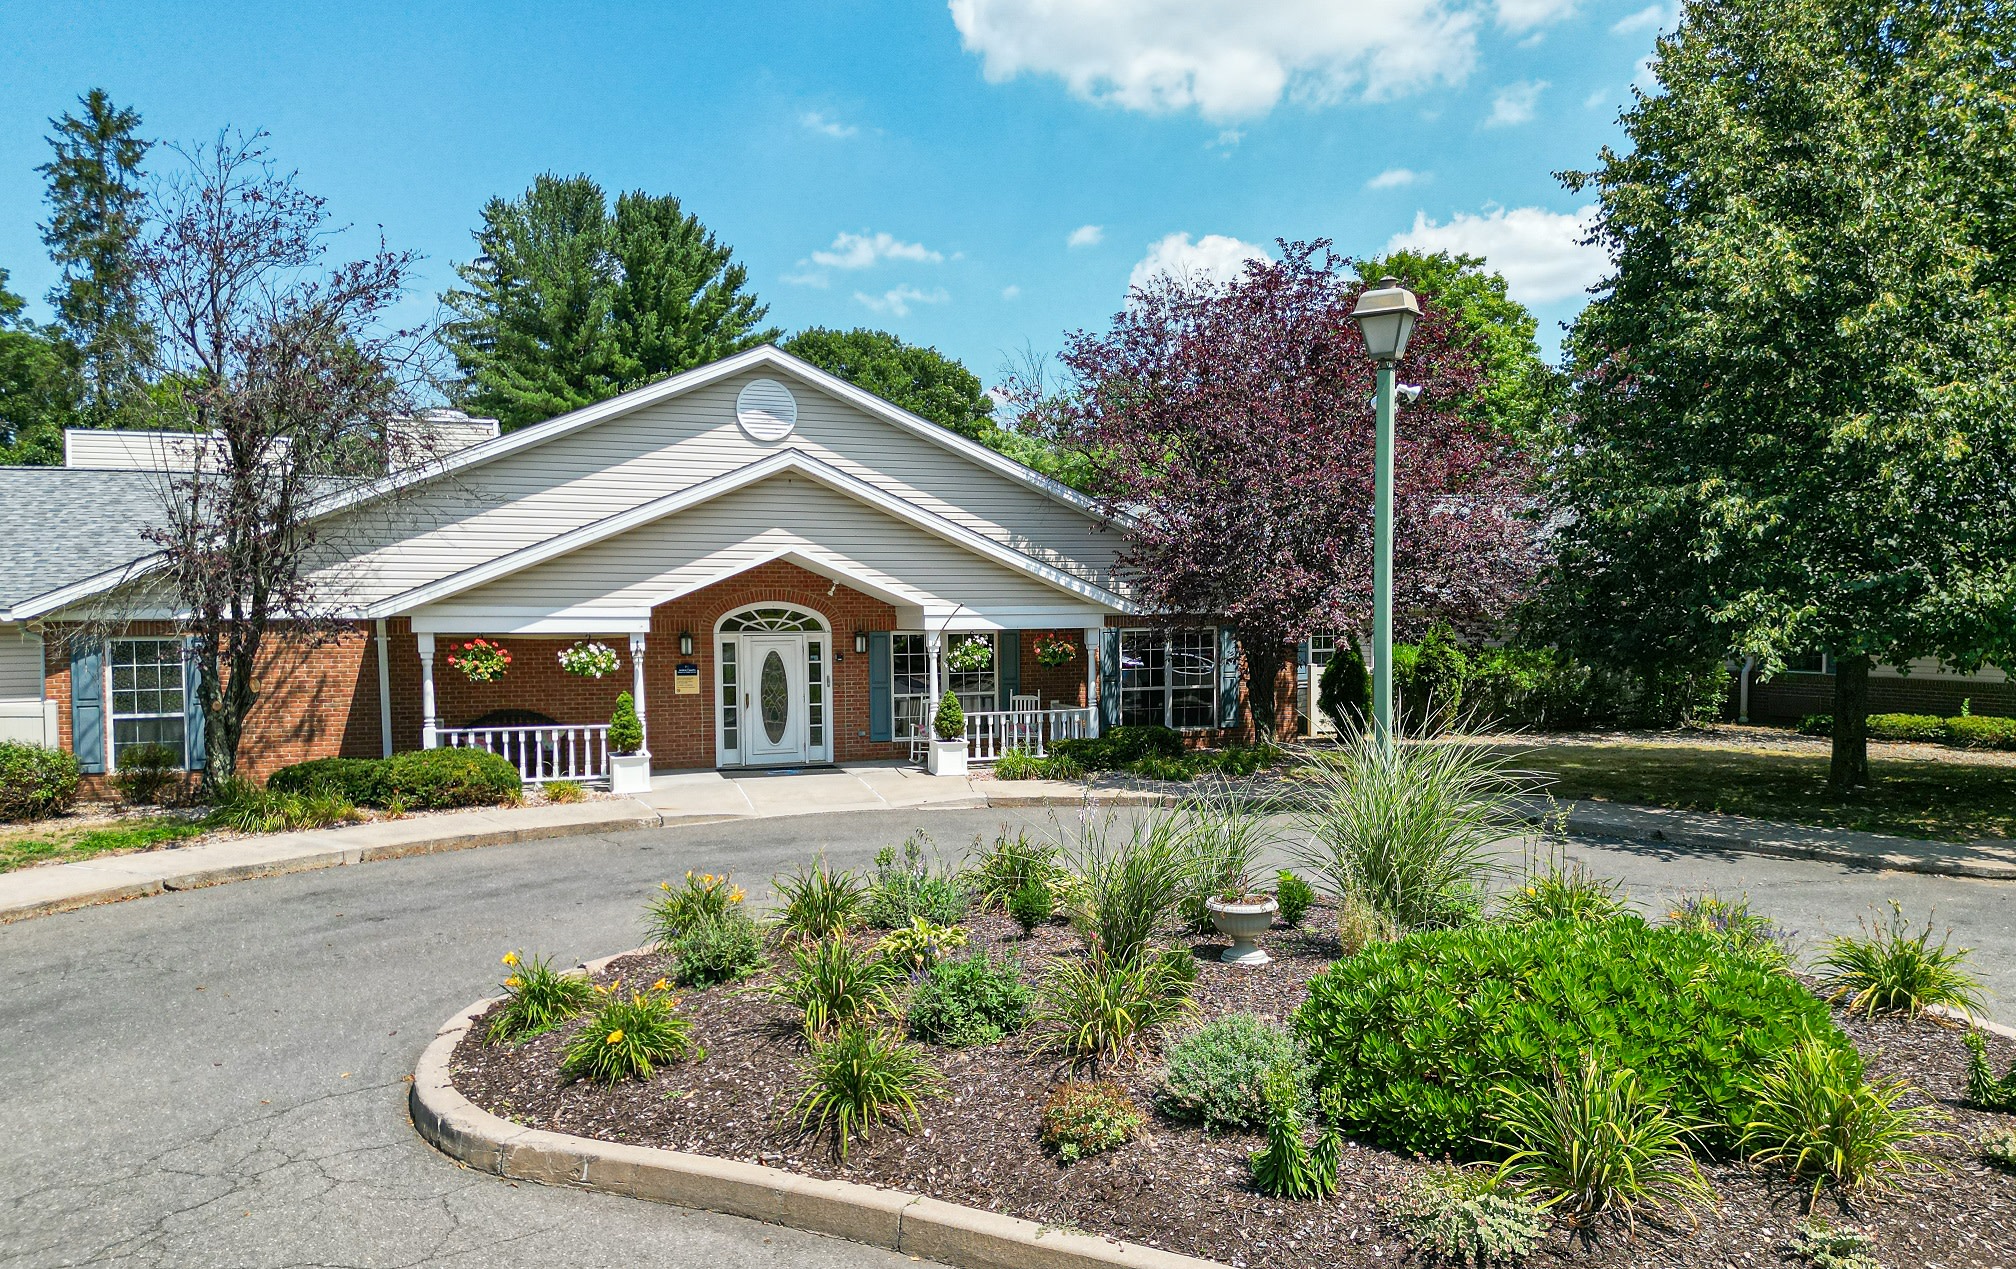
412;978;1219;1269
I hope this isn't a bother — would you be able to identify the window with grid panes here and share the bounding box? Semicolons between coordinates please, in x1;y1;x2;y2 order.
110;639;187;766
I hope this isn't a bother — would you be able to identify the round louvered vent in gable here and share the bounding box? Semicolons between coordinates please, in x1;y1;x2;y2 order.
735;378;798;441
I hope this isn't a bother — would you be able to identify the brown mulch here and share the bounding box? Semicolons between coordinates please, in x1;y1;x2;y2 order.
451;907;2016;1268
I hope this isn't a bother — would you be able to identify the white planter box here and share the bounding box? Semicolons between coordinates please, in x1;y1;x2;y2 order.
926;738;968;777
609;753;652;796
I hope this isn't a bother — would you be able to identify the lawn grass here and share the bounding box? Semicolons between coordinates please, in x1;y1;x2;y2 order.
1506;741;2016;842
0;815;213;874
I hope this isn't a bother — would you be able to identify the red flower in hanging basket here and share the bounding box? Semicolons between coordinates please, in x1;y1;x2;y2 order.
448;638;512;683
1034;632;1078;668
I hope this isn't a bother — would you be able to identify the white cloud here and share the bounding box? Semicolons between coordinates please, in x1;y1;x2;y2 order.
948;0;1489;122
1386;205;1604;304
1495;0;1577;32
855;285;950;317
1484;79;1547;127
811;231;944;270
1367;167;1427;189
1067;224;1105;248
1001;284;1022;300
1127;232;1273;293
799;111;858;138
1610;3;1670;35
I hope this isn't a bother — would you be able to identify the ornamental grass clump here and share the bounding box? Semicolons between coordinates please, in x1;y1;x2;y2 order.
667;912;765;987
1491;1051;1714;1229
773;856;867;942
1035;947;1197;1065
1172;778;1273;932
1381;1166;1549;1267
1816;901;1986;1020
866;833;968;928
1159;1012;1310;1130
1739;1032;1949;1203
1062;810;1188;963
771;935;902;1039
646;871;746;950
793;1023;942;1161
1288;728;1531;931
1664;892;1794;967
559;981;703;1085
906;949;1031;1047
486;951;596;1044
1501;853;1630;925
967;829;1061;911
1040;1079;1144;1162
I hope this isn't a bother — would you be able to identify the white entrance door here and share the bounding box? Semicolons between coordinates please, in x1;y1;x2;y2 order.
742;635;807;765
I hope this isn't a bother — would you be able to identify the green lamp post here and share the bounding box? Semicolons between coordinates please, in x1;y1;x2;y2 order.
1348;275;1421;742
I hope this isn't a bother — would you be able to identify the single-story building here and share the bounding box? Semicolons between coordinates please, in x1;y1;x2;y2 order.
0;346;1272;789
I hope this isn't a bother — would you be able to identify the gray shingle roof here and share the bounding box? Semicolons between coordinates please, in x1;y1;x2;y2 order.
0;467;170;615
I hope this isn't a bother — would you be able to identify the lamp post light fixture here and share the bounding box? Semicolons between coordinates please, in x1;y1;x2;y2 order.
1348;275;1421;743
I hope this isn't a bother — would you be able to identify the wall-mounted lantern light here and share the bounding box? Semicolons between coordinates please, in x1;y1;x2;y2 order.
678;630;695;656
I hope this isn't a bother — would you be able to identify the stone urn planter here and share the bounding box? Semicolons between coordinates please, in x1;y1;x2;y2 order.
1206;893;1279;965
609;752;651;796
927;738;969;777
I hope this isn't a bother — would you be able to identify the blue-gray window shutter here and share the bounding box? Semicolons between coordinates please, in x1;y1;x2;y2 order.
1098;629;1120;730
1295;638;1312;686
867;632;892;742
1217;627;1242;730
997;631;1020;702
71;642;105;773
182;636;206;770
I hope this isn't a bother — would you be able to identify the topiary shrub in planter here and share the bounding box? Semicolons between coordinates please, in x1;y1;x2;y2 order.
1293;914;1850;1159
0;741;80;821
379;748;522;809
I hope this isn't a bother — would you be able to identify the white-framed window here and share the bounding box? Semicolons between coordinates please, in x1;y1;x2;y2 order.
1120;627;1218;730
890;631;998;738
109;638;187;768
1784;651;1832;675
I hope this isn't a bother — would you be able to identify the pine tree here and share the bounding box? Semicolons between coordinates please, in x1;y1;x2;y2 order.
38;89;152;426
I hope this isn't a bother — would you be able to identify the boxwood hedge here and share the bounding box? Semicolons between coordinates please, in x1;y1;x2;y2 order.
1292;914;1851;1159
266;749;520;809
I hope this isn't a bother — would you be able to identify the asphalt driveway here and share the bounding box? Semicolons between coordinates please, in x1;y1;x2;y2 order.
2;806;2010;1268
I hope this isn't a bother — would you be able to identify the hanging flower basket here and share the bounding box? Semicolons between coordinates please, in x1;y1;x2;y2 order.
557;640;621;679
945;635;994;673
1034;632;1078;668
448;638;511;683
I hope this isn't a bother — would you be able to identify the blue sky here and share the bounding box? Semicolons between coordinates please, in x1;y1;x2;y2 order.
0;1;1669;390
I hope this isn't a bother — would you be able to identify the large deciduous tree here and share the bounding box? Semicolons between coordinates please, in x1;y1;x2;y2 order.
1050;240;1539;737
782;326;995;440
443;174;777;430
0;264;81;465
1544;0;2016;791
39;89;154;427
136;132;428;790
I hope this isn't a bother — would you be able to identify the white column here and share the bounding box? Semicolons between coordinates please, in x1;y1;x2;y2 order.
418;632;438;749
1083;627;1102;738
375;619;393;758
629;633;649;757
925;629;942;722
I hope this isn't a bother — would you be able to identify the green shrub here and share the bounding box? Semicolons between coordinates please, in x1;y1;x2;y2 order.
1979;1127;2016;1173
647;871;747;949
1790;1221;1882;1269
1396;622;1469;732
267;756;386;803
1799;713;1835;737
1035;948;1197;1063
990;748;1042;779
774;857;867;941
379;748;521;808
667;912;764;987
1740;1032;1948;1200
1274;869;1315;927
771;936;901;1038
1663;892;1794;967
1064;811;1187;961
206;779;359;832
1008;877;1053;934
1288;732;1528;930
1317;639;1370;733
1963;1030;2016;1111
486;951;596;1044
1128;752;1203;781
906;950;1031;1046
1941;714;2016;750
1500;855;1629;925
109;743;182;806
967;830;1060;910
1249;1065;1339;1199
1493;1051;1712;1228
1381;1166;1549;1267
931;691;964;741
559;984;703;1084
1039;1079;1143;1162
1294;915;1849;1158
0;741;81;821
1865;713;1945;742
877;917;969;972
866;833;968;928
1159;1013;1308;1130
608;691;643;754
1052;724;1184;771
1816;901;1985;1020
793;1024;941;1161
543;779;585;804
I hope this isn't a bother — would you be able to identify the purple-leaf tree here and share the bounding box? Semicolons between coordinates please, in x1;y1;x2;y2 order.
1046;240;1538;737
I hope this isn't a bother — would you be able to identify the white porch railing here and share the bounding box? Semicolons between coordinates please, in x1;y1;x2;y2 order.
965;707;1094;762
440;723;612;786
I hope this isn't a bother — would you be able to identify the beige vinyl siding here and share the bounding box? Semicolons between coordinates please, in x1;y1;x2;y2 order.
0;626;45;699
448;474;1077;615
308;368;1121;609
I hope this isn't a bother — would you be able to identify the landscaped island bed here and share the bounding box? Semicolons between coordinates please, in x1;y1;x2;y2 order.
450;904;2016;1268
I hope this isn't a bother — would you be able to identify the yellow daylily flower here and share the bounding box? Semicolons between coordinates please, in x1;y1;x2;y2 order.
504;976;522;989
606;1029;624;1045
501;952;519;966
728;887;746;904
651;977;671;992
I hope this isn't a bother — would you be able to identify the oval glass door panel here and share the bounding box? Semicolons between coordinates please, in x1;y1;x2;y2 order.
760;650;789;744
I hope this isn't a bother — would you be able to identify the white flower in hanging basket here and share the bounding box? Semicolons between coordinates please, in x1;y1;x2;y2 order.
557;640;622;679
944;636;994;673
